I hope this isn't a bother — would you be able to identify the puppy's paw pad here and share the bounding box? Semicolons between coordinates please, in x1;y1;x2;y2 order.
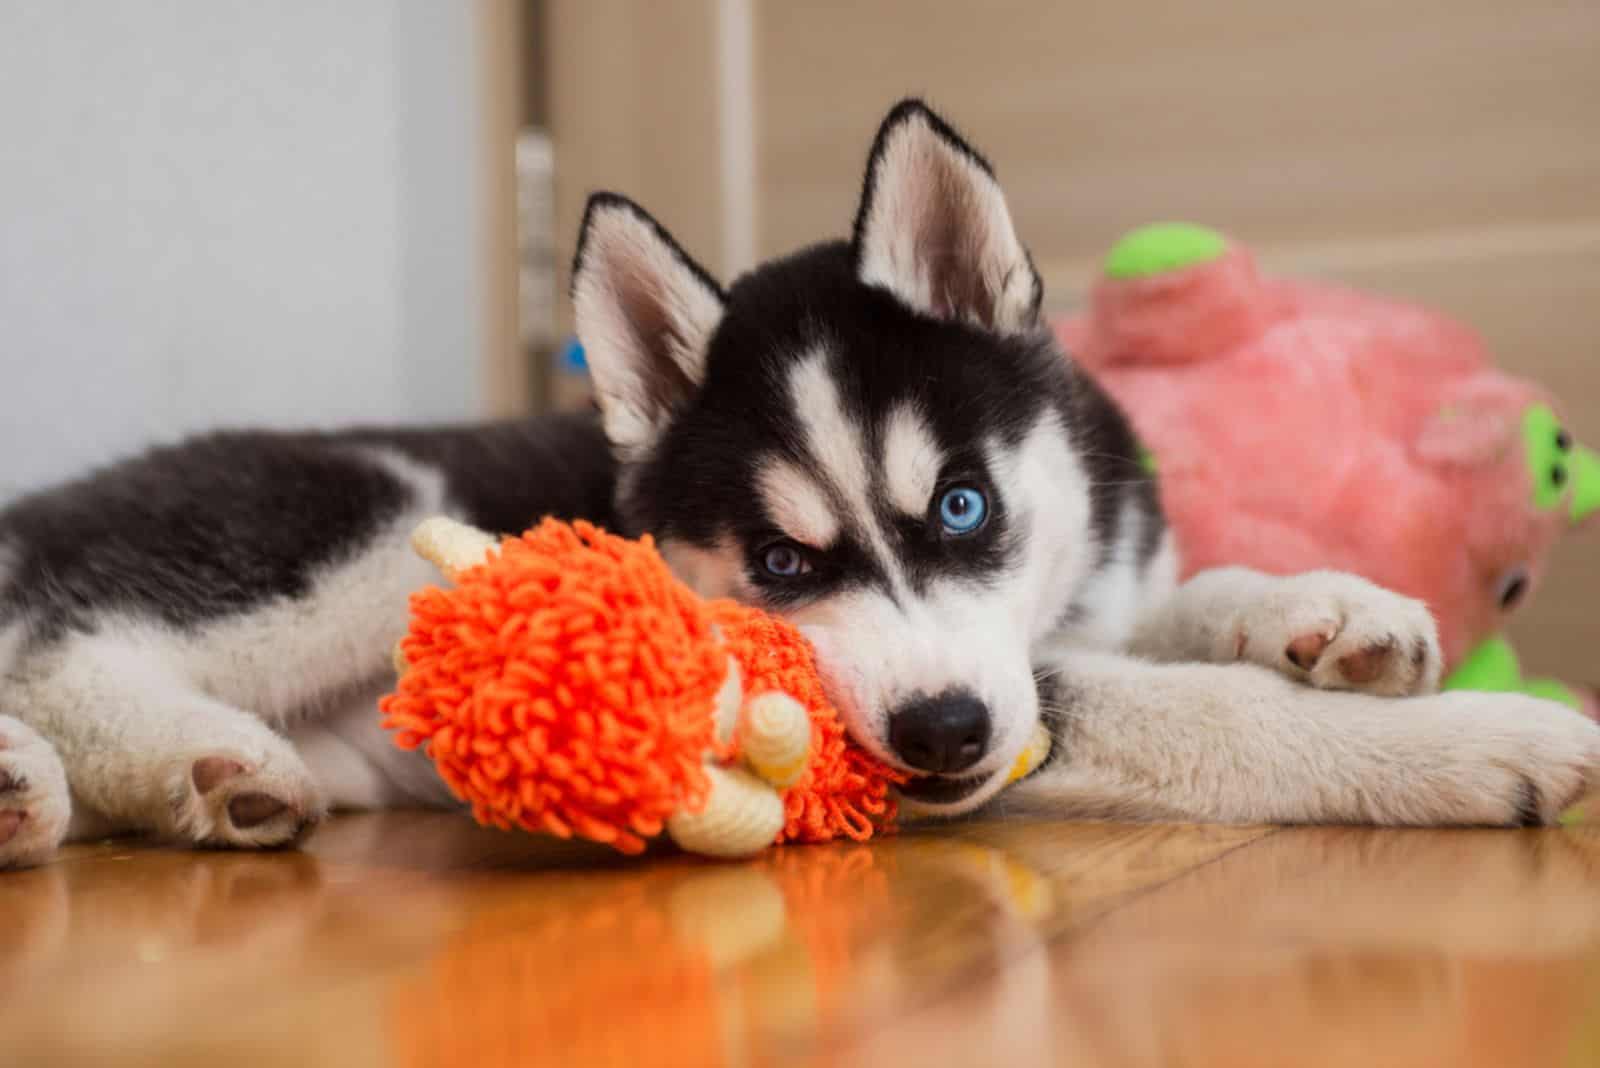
0;721;71;869
227;792;290;829
1236;572;1442;697
170;750;323;849
191;756;247;794
1285;631;1333;671
1335;641;1399;687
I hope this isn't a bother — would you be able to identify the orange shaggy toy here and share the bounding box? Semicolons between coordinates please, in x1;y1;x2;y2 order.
379;518;905;856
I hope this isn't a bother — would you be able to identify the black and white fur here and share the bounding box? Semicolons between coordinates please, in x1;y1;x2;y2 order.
2;100;1595;869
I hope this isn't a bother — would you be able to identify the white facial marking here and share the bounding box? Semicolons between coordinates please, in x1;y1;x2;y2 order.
659;537;748;601
987;414;1096;650
1053;495;1147;652
756;458;840;548
788;348;907;595
883;403;943;518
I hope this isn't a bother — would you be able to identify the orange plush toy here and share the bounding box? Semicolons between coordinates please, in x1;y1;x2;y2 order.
380;517;912;858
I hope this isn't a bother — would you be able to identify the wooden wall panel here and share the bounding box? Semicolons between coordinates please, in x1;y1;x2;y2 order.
546;0;728;333
754;0;1599;301
478;0;528;415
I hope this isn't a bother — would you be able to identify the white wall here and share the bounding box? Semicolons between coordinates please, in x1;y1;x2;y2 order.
0;2;487;501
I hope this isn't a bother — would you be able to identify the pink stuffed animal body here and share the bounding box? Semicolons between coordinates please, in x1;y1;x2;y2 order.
1057;225;1599;709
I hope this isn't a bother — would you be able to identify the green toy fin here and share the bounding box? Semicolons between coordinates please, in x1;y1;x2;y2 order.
1444;636;1584;710
1104;222;1227;281
1569;442;1600;523
1444;636;1522;693
1525;677;1583;711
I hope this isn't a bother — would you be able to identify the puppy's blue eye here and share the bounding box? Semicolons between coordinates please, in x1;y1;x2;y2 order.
761;542;810;578
938;486;988;535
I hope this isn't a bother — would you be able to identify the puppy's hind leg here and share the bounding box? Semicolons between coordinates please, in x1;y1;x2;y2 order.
0;715;71;869
12;633;325;850
290;680;464;812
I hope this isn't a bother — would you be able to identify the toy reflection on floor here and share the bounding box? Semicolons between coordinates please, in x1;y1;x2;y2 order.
383;836;1056;1068
379;822;1600;1068
1058;224;1599;714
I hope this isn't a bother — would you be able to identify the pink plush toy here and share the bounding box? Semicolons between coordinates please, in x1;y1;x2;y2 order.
1057;224;1599;712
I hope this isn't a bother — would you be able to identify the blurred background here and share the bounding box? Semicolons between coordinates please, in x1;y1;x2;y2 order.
0;0;1595;671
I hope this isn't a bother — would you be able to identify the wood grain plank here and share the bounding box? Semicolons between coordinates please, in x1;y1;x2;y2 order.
754;0;1599;268
546;0;730;332
830;826;1600;1067
0;813;1265;1067
8;815;1600;1066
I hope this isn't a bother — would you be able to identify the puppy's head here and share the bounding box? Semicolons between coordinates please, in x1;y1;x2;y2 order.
572;100;1099;813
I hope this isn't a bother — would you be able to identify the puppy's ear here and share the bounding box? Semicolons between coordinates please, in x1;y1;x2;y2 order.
852;99;1042;334
572;194;725;459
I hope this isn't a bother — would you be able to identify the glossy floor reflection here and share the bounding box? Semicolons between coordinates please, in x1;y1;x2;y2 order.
3;813;1600;1066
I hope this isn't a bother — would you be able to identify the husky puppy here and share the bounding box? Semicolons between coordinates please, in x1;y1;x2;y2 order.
1;100;1594;869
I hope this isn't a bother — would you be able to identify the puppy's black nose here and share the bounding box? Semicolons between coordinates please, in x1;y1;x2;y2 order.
889;690;991;774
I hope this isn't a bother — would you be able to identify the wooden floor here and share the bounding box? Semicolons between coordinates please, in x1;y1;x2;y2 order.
5;814;1600;1067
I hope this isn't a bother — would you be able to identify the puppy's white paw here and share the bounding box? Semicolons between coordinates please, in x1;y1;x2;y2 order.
1230;571;1442;697
0;716;71;870
163;736;325;849
1411;693;1600;826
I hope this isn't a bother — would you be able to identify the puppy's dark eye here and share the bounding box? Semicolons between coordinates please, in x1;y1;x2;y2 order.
760;541;812;578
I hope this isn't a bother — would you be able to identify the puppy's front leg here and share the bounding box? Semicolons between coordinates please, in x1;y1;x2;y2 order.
1012;651;1599;827
7;633;325;850
1130;568;1443;697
